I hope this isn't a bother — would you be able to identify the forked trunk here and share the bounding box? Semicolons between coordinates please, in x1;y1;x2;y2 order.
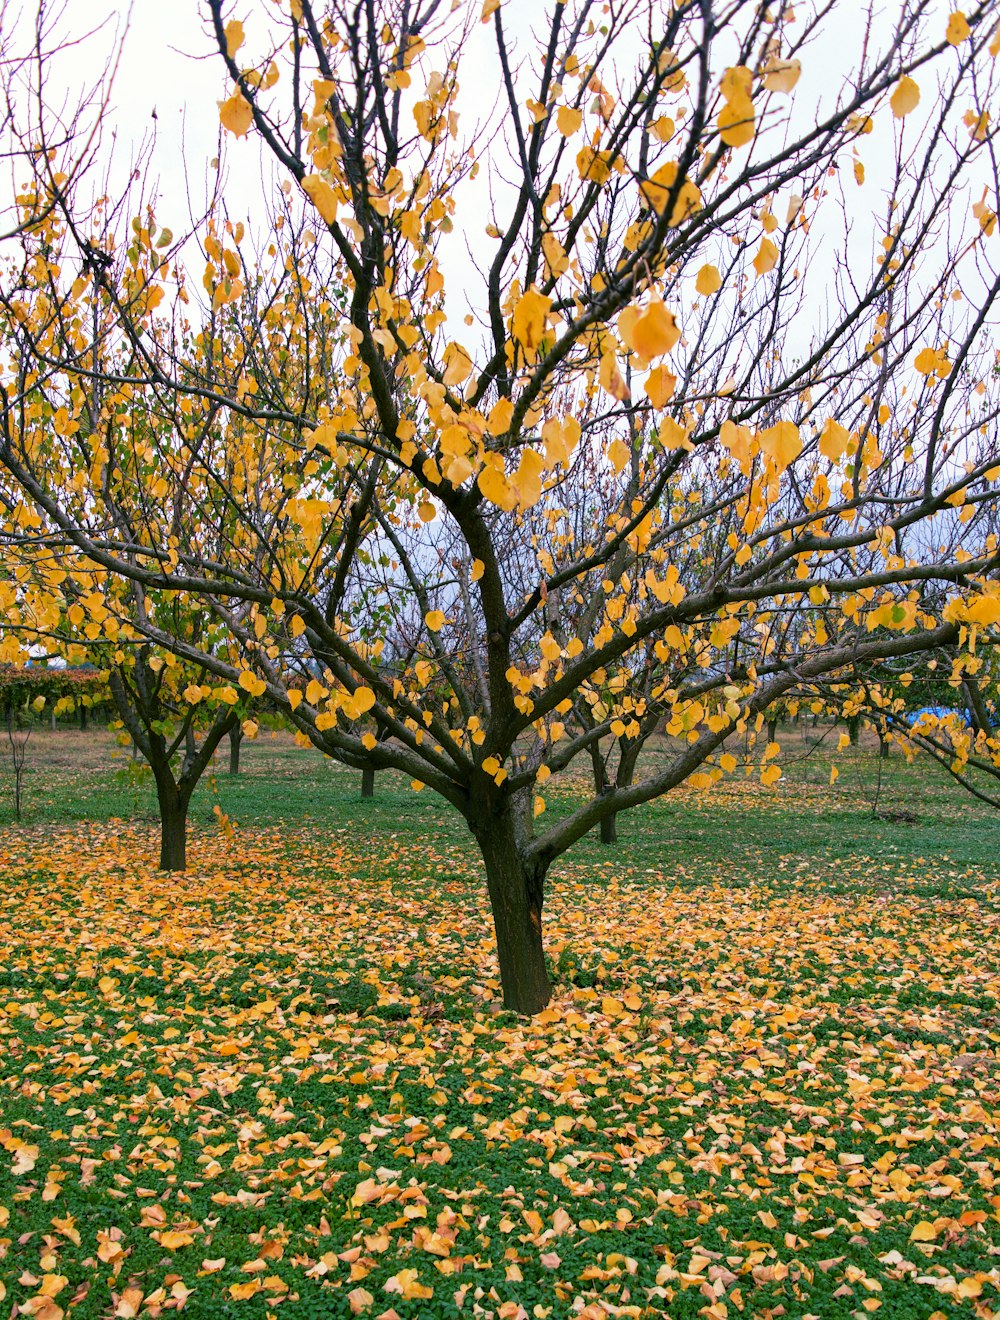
477;812;551;1014
155;778;190;871
361;766;376;798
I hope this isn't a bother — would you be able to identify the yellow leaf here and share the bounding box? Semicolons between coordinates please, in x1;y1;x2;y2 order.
576;145;612;183
946;10;970;44
819;417;851;461
753;237;778;276
695;264;722;296
229;1279;262;1299
478;464;514;509
720;65;752;101
644;365;676;409
966;594;1000;626
302;174;339;224
512;447;545;507
159;1230;195;1250
759;420;801;471
480;0;499;20
241;719;259;739
471;558;485;581
763;57;801;93
607;437;631;474
353;686;376;713
425;610;446;632
909;1220;938;1242
556;105;582;136
659;417;691;451
220;91;253;137
486;397;514;435
623;300;679;359
287;690;302;711
238;670;266;697
964;109;990;142
224;19;244;57
914;345;949;377
442;341;474;387
384;1267;433;1300
890;76;920;118
639;161;701;224
511;286;551;356
718;96;755;148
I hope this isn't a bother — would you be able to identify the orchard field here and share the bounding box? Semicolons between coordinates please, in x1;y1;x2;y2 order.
1;730;999;1320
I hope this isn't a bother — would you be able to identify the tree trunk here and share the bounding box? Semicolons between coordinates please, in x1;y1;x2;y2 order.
229;724;243;775
767;717;778;743
879;731;890;760
155;779;189;871
79;704;88;731
361;765;375;798
589;742;616;844
477;811;551;1014
964;678;993;735
848;714;861;746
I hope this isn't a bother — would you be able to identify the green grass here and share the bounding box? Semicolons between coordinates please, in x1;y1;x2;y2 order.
0;725;998;1318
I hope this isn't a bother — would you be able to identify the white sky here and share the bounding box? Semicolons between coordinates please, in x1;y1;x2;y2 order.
14;0;971;349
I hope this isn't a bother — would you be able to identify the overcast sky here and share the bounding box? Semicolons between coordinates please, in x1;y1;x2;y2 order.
14;0;970;347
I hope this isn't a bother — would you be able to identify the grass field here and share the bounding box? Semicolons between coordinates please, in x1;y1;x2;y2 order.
1;725;998;1318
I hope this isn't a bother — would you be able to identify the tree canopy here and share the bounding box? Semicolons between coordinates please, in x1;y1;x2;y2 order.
1;0;1000;1010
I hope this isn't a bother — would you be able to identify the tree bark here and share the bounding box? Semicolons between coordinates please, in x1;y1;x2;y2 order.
589;742;616;844
477;810;551;1014
361;765;375;798
600;739;642;847
767;717;778;743
964;678;993;735
79;703;88;731
155;779;189;871
848;714;861;746
229;724;243;775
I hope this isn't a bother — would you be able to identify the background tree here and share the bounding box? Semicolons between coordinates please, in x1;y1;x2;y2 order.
2;0;1000;1011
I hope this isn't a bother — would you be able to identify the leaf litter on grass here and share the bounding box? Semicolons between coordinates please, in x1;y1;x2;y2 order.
0;799;998;1319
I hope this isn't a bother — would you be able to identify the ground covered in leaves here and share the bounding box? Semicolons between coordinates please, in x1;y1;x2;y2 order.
1;734;999;1318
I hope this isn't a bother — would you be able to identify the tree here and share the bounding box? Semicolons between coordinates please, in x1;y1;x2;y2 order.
2;0;1000;1011
108;645;241;870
